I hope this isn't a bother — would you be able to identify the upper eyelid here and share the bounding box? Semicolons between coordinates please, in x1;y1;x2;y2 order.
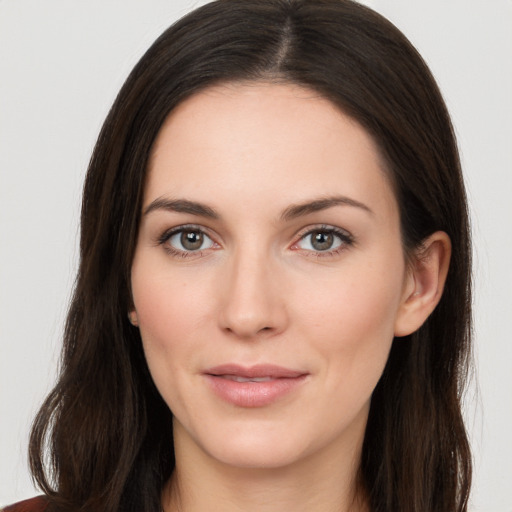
160;223;214;237
158;226;219;258
290;225;355;252
156;224;218;248
293;224;353;240
156;223;353;247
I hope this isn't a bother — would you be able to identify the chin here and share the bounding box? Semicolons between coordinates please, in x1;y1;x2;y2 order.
174;414;314;470
181;412;358;472
206;435;310;470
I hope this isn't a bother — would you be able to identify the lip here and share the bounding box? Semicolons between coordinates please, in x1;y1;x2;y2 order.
203;364;309;408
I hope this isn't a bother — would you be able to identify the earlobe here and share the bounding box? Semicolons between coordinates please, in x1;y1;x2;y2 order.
394;231;451;337
128;310;139;327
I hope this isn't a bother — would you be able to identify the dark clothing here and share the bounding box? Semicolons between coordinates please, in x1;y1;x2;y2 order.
2;496;48;512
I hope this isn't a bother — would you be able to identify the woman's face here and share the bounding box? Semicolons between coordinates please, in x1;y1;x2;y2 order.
131;82;414;470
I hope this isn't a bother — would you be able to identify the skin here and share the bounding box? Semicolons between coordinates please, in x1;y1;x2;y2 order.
130;82;450;512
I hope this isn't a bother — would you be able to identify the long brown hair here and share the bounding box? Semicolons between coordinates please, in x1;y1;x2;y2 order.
29;1;472;511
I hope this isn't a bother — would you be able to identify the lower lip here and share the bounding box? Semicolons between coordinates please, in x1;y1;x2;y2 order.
204;375;307;407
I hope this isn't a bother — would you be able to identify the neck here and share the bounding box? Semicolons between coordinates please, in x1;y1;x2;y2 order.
163;422;369;512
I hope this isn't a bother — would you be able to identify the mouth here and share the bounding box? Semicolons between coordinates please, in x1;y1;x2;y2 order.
219;375;275;383
203;364;309;407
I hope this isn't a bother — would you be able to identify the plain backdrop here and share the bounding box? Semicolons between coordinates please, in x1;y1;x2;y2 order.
1;1;511;510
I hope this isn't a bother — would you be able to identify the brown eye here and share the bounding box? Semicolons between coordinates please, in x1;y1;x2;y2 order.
166;228;215;252
295;228;350;253
181;230;204;250
311;231;334;251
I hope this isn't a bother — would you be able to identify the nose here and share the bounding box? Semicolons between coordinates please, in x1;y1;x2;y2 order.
218;248;288;339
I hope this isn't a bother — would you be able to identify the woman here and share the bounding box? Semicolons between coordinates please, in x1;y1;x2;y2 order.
4;0;472;511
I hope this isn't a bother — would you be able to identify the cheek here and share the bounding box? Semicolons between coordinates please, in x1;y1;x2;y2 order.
130;261;216;388
132;262;212;340
304;257;403;334
130;264;217;419
298;256;405;386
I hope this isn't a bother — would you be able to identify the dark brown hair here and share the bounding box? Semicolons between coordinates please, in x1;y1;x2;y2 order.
29;1;472;511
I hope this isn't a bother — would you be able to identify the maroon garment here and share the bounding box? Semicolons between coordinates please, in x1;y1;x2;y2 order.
2;497;48;512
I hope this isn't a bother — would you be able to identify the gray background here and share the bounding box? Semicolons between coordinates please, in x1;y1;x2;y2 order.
1;1;511;510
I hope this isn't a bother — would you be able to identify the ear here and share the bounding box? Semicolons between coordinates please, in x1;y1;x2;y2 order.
394;231;451;337
128;309;139;327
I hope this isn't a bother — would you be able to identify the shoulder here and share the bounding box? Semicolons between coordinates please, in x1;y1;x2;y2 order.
1;497;49;512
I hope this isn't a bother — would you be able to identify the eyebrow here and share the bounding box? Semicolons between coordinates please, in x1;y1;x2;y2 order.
280;196;373;221
144;198;219;219
143;195;373;221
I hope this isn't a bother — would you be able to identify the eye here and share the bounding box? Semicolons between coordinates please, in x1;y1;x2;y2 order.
294;227;353;253
162;227;216;253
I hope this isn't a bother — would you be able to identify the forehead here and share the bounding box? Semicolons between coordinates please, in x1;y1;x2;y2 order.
145;82;397;221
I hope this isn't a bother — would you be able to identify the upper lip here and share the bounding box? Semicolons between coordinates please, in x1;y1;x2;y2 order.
204;364;307;379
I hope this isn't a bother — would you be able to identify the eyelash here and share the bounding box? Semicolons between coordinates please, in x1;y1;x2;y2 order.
157;224;354;259
291;225;354;258
157;224;218;258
